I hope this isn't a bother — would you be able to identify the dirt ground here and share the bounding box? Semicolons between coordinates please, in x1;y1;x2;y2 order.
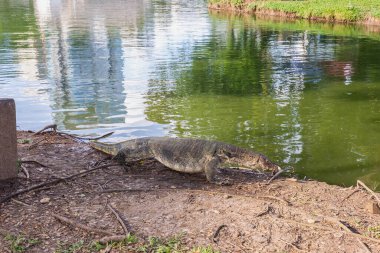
1;131;380;252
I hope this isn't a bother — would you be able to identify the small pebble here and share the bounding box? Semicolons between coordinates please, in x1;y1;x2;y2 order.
40;197;50;204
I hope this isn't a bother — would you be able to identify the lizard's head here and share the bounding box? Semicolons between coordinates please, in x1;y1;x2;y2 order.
217;146;280;174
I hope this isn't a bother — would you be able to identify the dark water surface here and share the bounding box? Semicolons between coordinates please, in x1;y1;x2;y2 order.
0;0;379;188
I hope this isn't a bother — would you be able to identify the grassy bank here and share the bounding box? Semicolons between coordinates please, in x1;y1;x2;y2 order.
208;0;380;24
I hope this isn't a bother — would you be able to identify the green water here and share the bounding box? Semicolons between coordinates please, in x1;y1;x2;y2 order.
0;0;379;188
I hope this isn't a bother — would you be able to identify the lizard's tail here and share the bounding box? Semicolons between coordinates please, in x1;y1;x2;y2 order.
90;141;119;156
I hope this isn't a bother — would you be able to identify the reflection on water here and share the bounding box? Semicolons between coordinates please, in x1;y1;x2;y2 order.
0;0;379;188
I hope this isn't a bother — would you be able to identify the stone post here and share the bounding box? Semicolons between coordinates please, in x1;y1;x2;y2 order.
0;98;17;182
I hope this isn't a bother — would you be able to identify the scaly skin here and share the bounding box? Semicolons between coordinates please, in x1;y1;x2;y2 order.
91;137;280;184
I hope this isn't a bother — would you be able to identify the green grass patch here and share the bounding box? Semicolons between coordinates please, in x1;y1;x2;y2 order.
4;234;40;253
17;138;31;144
210;0;380;22
54;233;219;253
210;10;380;41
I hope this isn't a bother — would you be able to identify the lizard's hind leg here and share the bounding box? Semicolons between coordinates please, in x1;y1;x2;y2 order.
112;151;126;163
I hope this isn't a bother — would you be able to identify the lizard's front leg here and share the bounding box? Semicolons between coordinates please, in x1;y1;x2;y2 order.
205;157;232;185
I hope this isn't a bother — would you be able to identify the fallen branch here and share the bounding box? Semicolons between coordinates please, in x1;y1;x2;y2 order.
107;204;130;236
33;124;57;135
0;164;120;204
53;214;114;236
357;180;380;206
20;160;47;167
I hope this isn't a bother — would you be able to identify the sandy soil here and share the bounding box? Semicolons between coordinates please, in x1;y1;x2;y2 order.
1;131;380;252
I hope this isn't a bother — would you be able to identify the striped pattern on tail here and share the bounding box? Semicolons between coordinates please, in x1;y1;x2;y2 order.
90;141;119;156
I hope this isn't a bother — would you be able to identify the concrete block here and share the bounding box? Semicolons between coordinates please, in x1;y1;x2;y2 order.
0;98;17;181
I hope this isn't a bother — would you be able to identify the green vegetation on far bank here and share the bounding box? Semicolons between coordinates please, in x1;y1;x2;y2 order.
208;0;380;23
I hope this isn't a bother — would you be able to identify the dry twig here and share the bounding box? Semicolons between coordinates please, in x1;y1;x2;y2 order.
20;165;29;179
53;214;114;236
20;160;47;167
267;167;285;184
334;219;372;253
357;180;380;206
0;164;120;204
11;198;34;208
107;203;130;236
341;189;360;203
212;224;227;243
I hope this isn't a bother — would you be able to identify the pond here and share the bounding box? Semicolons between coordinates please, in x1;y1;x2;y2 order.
0;0;379;189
